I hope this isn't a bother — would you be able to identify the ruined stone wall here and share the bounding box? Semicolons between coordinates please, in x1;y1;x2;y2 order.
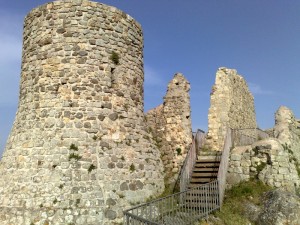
227;107;300;193
146;104;165;148
227;139;300;193
297;120;300;136
146;73;192;185
274;106;300;159
206;67;257;151
0;1;164;224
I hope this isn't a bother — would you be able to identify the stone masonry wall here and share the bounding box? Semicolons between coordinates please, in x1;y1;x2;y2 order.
145;104;165;149
227;139;300;193
227;107;300;193
0;1;164;224
206;67;257;151
146;73;192;185
274;106;300;160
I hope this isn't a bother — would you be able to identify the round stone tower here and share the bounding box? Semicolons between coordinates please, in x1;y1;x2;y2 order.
0;1;164;224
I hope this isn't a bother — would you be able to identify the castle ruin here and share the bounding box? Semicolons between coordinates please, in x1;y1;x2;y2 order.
206;67;257;151
1;0;300;224
146;73;192;185
0;1;164;224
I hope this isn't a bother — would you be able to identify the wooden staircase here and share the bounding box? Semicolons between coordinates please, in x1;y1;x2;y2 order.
188;151;221;188
185;151;222;210
124;129;233;225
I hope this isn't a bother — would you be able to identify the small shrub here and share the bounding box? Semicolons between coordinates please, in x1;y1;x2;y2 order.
256;162;267;175
110;51;120;65
92;135;97;140
88;164;97;173
68;153;82;161
70;144;78;151
52;164;57;169
121;156;125;161
59;184;64;189
176;148;182;155
53;198;58;204
129;164;135;173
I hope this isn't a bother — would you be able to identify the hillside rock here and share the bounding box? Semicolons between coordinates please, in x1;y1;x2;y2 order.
257;189;300;225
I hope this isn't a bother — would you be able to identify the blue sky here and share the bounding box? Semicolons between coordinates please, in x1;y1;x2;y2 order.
0;0;300;156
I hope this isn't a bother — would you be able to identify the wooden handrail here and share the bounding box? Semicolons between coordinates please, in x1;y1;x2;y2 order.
217;128;232;206
177;129;206;193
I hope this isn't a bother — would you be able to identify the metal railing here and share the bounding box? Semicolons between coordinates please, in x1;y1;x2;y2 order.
123;180;219;225
178;129;206;193
123;128;233;224
217;128;232;205
232;128;270;147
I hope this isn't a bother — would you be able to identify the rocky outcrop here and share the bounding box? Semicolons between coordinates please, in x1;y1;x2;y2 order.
206;67;257;151
145;73;192;185
199;188;300;225
257;189;300;225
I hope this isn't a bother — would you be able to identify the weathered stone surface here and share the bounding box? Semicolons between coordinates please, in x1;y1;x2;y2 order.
227;138;300;192
227;106;300;193
257;190;300;225
145;73;192;185
274;106;300;160
206;67;257;151
243;202;262;223
0;1;164;224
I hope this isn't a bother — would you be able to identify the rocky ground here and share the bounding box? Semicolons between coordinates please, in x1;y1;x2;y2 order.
197;180;300;225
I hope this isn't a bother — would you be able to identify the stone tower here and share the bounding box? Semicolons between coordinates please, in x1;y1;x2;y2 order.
206;67;257;151
0;1;164;224
146;73;192;185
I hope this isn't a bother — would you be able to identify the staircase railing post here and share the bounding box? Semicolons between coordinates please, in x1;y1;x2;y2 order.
205;184;208;220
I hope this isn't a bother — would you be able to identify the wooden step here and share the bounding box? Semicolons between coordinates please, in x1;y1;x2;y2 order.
185;202;219;209
191;172;218;178
199;150;222;155
186;185;219;195
184;192;219;199
194;163;219;168
188;183;218;188
190;178;215;183
193;167;219;172
196;159;220;163
185;198;219;204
